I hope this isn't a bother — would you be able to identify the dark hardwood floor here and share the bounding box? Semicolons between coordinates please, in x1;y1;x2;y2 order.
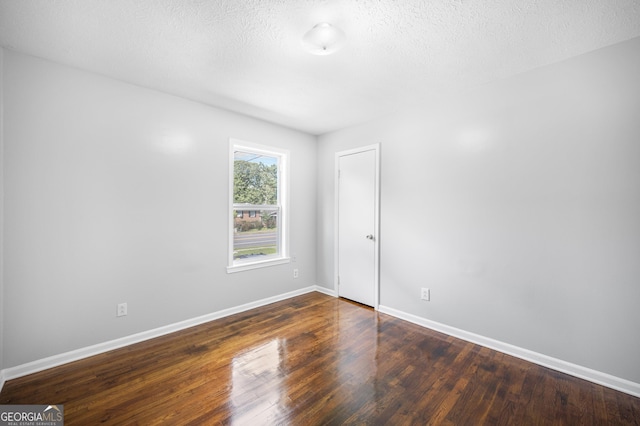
1;292;639;425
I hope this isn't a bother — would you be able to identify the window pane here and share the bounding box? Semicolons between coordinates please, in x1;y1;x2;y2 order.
229;141;288;272
233;208;279;261
233;150;278;205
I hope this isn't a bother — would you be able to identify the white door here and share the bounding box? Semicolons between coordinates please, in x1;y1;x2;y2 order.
336;145;379;307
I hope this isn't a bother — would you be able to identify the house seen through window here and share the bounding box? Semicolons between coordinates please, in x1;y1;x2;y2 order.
228;140;289;272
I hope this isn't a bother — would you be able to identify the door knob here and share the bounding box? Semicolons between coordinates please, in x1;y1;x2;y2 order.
366;234;374;240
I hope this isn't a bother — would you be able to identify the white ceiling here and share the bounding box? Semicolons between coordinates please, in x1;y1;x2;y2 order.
1;0;639;135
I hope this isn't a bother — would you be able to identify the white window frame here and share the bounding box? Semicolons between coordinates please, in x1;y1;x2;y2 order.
227;139;290;273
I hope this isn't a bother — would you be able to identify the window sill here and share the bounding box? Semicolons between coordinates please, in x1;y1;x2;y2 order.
226;257;290;274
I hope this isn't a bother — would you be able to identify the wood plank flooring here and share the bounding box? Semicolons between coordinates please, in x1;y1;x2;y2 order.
1;292;639;425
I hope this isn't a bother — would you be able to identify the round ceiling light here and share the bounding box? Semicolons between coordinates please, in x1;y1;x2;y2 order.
302;23;346;55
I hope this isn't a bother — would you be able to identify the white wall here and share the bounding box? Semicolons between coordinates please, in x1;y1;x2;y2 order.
1;49;317;368
318;37;640;384
0;48;5;375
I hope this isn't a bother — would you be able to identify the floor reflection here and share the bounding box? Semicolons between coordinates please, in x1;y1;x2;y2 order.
230;338;288;423
227;300;380;424
334;300;379;421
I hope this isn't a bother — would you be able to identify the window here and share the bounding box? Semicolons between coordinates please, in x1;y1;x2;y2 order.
228;139;289;272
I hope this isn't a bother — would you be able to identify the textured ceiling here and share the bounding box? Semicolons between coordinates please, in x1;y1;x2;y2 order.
1;0;639;135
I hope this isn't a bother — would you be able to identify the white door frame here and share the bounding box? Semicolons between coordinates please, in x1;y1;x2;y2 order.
334;143;381;309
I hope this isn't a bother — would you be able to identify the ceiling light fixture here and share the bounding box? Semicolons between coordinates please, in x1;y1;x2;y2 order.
302;23;346;55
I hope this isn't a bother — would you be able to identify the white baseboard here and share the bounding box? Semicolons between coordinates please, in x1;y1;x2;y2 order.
378;304;640;398
0;285;325;388
313;285;337;297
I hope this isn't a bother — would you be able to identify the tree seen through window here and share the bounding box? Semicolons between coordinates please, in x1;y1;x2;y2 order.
232;149;280;261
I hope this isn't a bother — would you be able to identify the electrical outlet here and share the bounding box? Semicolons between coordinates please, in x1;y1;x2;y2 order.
421;288;430;301
117;302;128;317
293;268;299;279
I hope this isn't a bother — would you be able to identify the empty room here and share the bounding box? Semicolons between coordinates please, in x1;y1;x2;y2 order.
0;0;639;424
